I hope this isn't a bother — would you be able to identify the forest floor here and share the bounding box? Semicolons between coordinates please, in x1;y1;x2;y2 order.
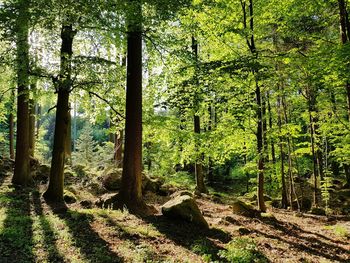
0;174;349;263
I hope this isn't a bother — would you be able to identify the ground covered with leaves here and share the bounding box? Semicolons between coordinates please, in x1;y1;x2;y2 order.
0;173;349;263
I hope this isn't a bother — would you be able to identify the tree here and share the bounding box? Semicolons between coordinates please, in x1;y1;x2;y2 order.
12;0;31;186
44;24;76;202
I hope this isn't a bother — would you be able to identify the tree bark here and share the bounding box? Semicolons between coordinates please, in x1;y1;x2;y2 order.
13;0;31;185
29;96;36;157
44;24;75;202
338;0;350;121
9;89;15;160
118;0;152;215
115;130;123;168
192;36;208;194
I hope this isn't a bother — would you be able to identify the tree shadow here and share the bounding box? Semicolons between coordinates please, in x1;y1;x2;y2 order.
0;186;35;263
46;201;124;263
142;215;232;261
31;190;66;262
255;215;350;262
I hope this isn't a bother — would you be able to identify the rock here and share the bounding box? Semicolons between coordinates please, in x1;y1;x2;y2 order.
64;191;77;204
310;207;326;216
86;181;106;195
32;164;50;182
102;169;122;191
95;193;118;209
170;190;193;198
231;200;258;217
80;200;93;208
161;195;209;228
271;198;281;208
142;175;163;193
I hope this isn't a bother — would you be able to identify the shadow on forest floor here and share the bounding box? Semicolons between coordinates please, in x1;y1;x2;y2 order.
252;215;350;262
46;201;123;263
142;215;232;261
0;185;35;263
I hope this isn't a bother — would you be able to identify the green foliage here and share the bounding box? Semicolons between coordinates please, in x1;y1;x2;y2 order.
320;176;333;213
218;237;268;263
73;123;97;167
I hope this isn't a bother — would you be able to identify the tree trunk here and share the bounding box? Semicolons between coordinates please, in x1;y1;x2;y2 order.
65;111;72;165
308;104;319;207
36;104;41;138
44;24;75;202
192;36;208;194
9;89;15;160
115;130;123;168
277;94;288;208
338;0;350;121
13;0;31;186
242;0;266;212
256;82;266;212
267;92;276;164
118;0;152;215
29;97;36;157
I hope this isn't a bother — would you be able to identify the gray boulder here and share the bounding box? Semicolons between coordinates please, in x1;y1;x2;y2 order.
161;195;209;228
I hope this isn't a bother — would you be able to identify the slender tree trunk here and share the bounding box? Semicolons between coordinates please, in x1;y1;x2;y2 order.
308;103;319;207
13;0;31;185
36;104;41;138
29;95;36;157
267;92;276;164
277;94;288;208
242;0;266;211
192;36;208;194
44;24;75;202
115;130;123;168
9;90;15;160
338;0;350;121
256;82;266;212
65;111;72;165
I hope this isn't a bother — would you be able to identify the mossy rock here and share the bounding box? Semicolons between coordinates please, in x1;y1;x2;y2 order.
231;200;258;217
310;207;326;216
64;191;77;204
271;198;281;208
102;169;122;191
32;164;50;182
170;190;193;198
95;193;119;209
161;195;209;228
142;175;163;193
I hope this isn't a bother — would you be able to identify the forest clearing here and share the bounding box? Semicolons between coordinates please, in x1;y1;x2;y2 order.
1;0;350;262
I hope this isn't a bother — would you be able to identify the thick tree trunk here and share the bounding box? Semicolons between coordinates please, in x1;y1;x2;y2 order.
13;0;31;185
118;1;152;215
44;24;75;202
36;104;41;138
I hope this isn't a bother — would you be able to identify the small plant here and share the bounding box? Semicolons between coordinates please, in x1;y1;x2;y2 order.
218;237;268;263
